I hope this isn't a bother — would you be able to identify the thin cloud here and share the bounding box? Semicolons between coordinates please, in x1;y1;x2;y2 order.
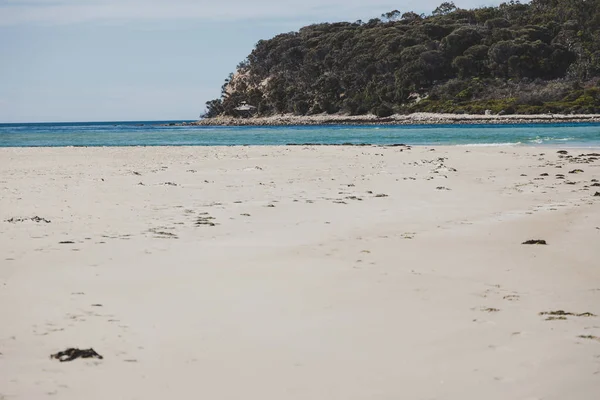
0;0;503;26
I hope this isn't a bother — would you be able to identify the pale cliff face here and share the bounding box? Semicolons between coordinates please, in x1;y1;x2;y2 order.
223;69;254;96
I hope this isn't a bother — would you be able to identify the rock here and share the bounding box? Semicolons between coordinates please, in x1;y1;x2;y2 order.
569;169;584;174
594;192;600;197
540;173;549;176
557;150;568;155
50;348;103;362
522;240;547;245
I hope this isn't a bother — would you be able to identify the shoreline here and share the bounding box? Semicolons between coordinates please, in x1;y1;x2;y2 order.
187;112;600;126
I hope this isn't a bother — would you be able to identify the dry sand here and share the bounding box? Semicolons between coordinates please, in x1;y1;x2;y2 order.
0;145;599;399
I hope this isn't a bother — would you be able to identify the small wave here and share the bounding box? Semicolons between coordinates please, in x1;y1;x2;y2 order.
458;142;522;147
528;136;575;143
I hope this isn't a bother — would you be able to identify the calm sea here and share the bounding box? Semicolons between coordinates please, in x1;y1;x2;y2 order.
1;121;600;147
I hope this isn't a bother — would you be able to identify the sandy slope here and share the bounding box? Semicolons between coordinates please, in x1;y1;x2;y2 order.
0;145;599;400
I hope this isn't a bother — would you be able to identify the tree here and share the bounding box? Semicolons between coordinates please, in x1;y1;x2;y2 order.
381;10;401;22
433;2;457;16
203;0;600;117
441;27;482;58
401;12;424;23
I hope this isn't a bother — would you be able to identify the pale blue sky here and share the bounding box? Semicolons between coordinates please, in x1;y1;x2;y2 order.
0;0;503;122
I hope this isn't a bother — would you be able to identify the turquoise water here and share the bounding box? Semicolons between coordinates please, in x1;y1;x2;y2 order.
1;121;600;147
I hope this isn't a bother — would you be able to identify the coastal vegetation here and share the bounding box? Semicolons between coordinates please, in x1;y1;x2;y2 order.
204;0;600;118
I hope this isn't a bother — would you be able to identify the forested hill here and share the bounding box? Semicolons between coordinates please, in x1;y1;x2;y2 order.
204;1;600;118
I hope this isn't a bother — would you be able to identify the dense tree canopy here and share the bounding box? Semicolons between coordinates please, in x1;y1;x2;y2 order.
205;0;600;117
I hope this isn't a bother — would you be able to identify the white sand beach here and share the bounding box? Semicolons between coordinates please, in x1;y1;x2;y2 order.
1;145;599;399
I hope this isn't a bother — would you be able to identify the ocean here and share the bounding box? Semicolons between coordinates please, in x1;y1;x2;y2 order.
1;121;600;147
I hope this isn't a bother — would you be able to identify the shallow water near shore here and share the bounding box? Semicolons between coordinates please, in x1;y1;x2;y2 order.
1;121;600;147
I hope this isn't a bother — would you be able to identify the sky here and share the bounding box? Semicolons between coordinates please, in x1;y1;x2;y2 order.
1;0;504;122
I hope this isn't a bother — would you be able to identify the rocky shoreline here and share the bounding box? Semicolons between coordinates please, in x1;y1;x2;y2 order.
181;113;600;127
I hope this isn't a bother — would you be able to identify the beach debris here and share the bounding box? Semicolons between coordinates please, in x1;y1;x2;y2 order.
540;173;549;176
557;150;568;155
520;174;527;176
162;182;178;186
148;228;178;238
240;213;251;217
345;196;363;201
578;335;600;342
569;169;584;174
539;310;596;317
6;216;51;223
522;240;547;245
58;241;75;244
594;192;600;197
374;193;389;197
132;171;141;176
385;143;411;148
50;348;103;362
436;186;451;190
196;214;217;226
481;307;500;313
565;181;577;185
